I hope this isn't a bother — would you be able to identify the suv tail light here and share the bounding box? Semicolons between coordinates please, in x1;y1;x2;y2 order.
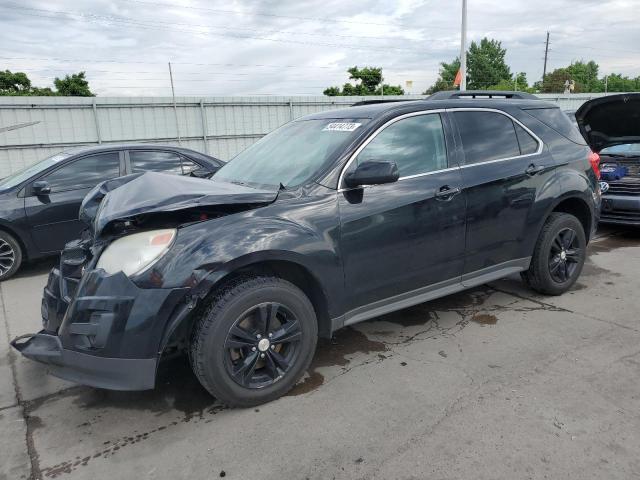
588;151;601;179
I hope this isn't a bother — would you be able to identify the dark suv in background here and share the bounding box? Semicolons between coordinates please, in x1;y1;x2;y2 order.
13;91;602;407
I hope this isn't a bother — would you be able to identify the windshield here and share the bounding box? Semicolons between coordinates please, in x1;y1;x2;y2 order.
601;144;640;156
0;151;74;190
213;119;367;188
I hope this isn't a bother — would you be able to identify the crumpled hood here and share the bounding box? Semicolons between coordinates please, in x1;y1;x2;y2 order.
80;172;278;237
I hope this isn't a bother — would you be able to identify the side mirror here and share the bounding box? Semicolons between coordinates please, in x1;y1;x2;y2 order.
344;161;399;188
189;167;215;179
32;180;51;195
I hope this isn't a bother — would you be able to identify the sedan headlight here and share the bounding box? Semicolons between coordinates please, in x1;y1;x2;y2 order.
96;229;176;277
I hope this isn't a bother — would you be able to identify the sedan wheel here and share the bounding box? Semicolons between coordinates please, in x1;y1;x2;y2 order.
0;238;16;277
0;232;22;281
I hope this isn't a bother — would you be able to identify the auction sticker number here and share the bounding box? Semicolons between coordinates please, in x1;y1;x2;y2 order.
323;122;362;132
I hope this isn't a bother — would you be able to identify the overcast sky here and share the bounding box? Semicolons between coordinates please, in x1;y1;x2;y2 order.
2;0;639;96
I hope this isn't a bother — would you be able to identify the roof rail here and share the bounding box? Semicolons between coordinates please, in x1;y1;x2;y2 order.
350;99;424;106
427;90;539;100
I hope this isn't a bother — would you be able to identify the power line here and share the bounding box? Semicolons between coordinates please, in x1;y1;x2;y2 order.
1;3;426;43
1;5;434;53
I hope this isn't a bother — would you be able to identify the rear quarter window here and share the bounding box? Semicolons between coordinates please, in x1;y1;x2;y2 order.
525;108;586;145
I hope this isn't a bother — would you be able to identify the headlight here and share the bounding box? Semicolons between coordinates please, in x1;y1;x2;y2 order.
96;229;176;277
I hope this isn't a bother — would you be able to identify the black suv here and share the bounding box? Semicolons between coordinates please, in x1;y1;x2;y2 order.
13;92;602;407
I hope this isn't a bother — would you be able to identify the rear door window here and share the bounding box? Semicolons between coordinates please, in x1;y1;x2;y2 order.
43;152;120;193
355;113;448;177
453;111;521;164
130;150;197;175
514;123;539;155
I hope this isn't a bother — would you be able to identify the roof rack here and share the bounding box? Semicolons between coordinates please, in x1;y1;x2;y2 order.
350;99;424;106
427;90;538;100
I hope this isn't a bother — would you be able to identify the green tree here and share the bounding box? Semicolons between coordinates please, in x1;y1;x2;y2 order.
604;73;640;92
54;72;94;96
423;58;460;94
466;38;512;90
487;72;531;91
0;70;92;96
540;61;604;93
0;70;32;95
425;38;513;93
324;66;404;96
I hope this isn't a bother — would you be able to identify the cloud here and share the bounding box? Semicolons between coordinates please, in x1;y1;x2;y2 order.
1;0;638;96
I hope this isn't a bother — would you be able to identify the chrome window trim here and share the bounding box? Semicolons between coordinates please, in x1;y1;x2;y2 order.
337;107;544;192
337;109;447;192
446;107;544;168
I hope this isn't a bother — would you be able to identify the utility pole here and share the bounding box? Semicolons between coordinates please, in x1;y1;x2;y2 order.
168;62;181;144
604;74;608;95
542;31;550;87
460;0;468;91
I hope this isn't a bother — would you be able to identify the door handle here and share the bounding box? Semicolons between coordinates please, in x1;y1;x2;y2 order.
435;185;461;201
525;164;545;176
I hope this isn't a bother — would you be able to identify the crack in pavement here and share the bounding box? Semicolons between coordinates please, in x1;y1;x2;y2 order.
0;282;43;480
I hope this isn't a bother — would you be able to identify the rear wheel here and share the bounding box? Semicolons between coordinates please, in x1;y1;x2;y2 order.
0;231;22;281
522;213;586;295
190;276;317;407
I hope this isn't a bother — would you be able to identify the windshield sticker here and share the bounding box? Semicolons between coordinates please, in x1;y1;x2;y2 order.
323;122;362;132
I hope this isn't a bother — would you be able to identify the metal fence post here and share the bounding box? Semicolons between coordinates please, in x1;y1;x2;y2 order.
200;99;209;154
92;98;102;144
288;98;294;121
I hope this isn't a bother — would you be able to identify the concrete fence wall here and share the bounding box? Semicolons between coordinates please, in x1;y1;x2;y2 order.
0;93;608;178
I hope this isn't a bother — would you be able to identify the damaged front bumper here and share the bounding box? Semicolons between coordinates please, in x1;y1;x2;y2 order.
10;245;190;391
10;332;157;390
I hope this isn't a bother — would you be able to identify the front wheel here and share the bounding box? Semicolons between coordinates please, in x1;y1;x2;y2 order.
190;276;318;407
522;212;587;295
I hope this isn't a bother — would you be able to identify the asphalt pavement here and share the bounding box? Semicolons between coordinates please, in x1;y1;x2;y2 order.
1;226;639;480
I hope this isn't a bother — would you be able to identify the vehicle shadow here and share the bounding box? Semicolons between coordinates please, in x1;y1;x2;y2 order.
13;256;58;279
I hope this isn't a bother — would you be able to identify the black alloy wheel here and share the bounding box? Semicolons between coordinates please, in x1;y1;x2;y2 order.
521;212;586;295
548;227;582;283
224;302;302;389
190;276;317;407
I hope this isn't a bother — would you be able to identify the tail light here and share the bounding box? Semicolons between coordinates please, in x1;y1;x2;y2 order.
588;151;601;179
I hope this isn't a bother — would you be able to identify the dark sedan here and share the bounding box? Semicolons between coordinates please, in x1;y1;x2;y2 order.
0;144;223;280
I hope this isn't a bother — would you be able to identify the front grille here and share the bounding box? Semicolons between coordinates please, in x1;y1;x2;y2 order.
606;180;640;196
59;240;92;303
601;208;640;223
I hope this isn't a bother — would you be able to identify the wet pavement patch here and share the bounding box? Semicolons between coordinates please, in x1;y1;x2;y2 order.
376;304;434;327
581;259;622;278
50;357;218;422
288;327;387;396
588;231;640;255
471;314;498;325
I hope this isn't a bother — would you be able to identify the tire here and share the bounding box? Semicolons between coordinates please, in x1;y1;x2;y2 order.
0;231;22;281
521;212;586;295
190;276;318;407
